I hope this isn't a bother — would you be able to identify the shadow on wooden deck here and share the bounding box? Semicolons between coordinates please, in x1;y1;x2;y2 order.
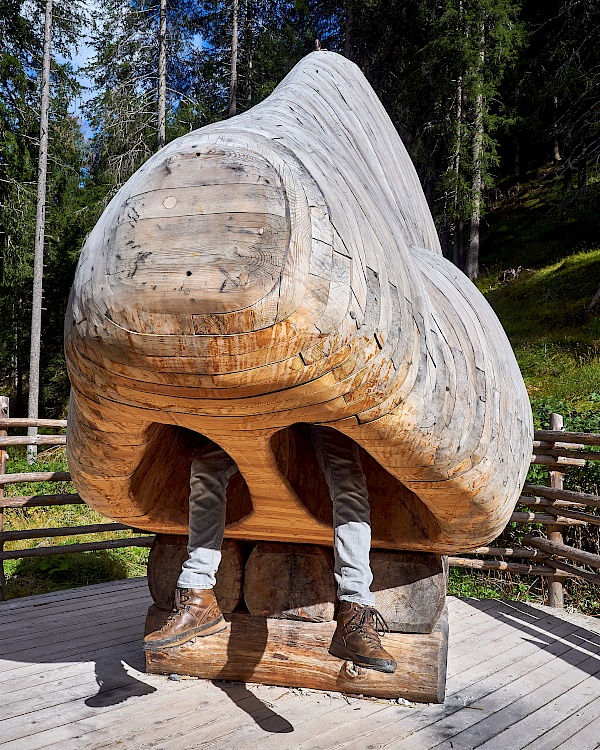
462;598;600;681
2;578;600;749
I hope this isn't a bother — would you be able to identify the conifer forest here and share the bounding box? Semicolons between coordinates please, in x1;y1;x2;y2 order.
0;0;599;423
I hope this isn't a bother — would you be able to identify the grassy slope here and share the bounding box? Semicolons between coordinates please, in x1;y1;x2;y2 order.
478;168;600;418
447;169;600;612
479;249;600;410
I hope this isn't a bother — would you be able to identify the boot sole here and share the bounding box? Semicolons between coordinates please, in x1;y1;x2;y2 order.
143;616;227;651
329;640;397;674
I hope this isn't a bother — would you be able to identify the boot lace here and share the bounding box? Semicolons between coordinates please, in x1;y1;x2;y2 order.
161;588;192;628
345;606;390;649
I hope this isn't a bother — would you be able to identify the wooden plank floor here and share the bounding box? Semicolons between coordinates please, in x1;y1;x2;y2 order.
1;579;599;749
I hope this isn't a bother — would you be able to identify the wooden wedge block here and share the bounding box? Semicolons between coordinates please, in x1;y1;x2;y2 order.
244;542;335;622
371;550;448;633
145;607;449;703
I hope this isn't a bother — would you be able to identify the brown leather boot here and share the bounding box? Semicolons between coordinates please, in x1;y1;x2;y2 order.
329;602;397;673
143;588;226;650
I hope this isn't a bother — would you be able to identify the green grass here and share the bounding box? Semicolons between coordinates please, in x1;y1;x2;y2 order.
2;446;150;600
447;568;600;616
447;568;544;602
477;248;600;411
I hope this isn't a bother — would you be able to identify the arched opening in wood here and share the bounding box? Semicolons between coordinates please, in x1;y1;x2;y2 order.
129;424;253;528
269;423;441;548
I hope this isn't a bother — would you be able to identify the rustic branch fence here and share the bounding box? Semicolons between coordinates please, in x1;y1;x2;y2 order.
0;396;154;601
1;399;599;607
449;412;600;607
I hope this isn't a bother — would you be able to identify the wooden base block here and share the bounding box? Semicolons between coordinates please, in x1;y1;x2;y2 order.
371;550;448;633
145;607;448;703
244;542;336;622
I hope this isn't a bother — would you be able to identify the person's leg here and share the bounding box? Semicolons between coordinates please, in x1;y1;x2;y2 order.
143;441;237;650
309;424;396;673
309;424;374;605
178;442;238;589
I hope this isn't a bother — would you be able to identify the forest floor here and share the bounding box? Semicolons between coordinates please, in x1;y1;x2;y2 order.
2;165;599;611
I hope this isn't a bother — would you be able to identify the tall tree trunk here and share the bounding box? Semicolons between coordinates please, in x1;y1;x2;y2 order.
246;0;253;107
465;23;485;282
578;141;587;189
345;3;353;59
452;71;463;268
157;0;167;150
15;297;23;415
228;0;239;118
552;95;561;163
27;0;53;462
451;0;464;269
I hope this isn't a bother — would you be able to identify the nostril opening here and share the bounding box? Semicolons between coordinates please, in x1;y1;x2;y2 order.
186;271;192;276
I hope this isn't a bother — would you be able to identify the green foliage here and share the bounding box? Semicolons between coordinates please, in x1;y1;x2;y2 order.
4;551;148;599
447;567;543;602
0;0;92;415
447;567;600;616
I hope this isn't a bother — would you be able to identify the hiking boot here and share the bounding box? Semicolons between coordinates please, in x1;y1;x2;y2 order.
143;587;226;650
329;601;397;673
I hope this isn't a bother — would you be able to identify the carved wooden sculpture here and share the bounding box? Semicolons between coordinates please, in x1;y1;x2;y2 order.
65;51;532;701
65;50;532;552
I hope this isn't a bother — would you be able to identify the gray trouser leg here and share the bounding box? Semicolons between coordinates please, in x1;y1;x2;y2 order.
177;441;237;590
309;425;375;606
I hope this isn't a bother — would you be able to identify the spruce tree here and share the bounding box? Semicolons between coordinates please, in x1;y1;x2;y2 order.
0;0;86;414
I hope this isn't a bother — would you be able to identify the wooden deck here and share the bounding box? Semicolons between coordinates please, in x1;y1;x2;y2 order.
1;579;600;749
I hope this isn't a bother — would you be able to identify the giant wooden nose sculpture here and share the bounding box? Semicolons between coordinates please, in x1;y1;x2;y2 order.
65;50;532;558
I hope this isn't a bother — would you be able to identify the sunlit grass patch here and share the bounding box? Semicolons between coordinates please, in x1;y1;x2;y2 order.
2;446;150;599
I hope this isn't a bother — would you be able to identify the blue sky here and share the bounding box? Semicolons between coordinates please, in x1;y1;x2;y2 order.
58;18;205;138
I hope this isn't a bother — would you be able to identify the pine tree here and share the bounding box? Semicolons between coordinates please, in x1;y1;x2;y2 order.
0;0;86;415
517;0;600;191
84;0;207;190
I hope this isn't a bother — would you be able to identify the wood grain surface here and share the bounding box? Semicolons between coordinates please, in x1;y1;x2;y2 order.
145;608;449;703
65;51;532;554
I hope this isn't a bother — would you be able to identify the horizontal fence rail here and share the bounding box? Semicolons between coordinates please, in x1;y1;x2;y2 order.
0;397;154;600
0;402;599;607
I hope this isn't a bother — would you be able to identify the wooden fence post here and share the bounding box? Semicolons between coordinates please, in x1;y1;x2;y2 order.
547;412;567;609
0;396;9;601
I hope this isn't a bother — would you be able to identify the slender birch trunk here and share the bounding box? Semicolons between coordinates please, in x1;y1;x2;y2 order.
27;0;53;463
465;22;485;281
452;71;463;268
246;0;253;107
552;95;561;163
228;0;239;118
157;0;167;150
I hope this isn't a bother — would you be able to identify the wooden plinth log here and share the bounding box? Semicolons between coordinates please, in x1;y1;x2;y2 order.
371;550;448;633
145;534;244;634
145;607;449;703
244;542;335;622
